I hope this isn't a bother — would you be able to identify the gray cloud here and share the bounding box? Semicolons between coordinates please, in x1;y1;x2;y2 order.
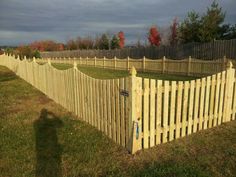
0;0;235;45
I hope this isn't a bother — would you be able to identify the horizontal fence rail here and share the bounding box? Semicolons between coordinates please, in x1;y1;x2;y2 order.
40;39;236;60
0;53;236;153
40;56;229;76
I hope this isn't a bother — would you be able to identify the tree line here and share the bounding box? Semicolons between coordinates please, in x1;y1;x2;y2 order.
2;0;236;59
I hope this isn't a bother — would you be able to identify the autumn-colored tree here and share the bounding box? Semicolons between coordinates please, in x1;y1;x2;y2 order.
30;40;64;51
170;18;178;45
66;39;78;50
148;26;161;46
17;45;34;59
118;31;125;48
76;36;94;49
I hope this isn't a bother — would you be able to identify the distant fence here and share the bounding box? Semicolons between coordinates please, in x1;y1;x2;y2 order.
42;56;229;76
1;54;236;154
41;39;236;60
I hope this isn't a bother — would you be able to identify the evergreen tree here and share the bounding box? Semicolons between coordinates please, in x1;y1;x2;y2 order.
199;0;225;42
99;34;109;50
178;11;201;43
110;35;120;49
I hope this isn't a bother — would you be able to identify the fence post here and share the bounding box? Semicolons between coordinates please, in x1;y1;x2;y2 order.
94;56;96;67
162;56;166;74
143;56;146;72
127;67;142;154
223;56;227;70
103;56;105;68
223;61;235;122
127;56;130;70
114;56;117;69
188;56;192;76
47;58;51;66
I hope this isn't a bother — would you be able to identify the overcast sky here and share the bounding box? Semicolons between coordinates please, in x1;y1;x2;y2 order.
0;0;235;46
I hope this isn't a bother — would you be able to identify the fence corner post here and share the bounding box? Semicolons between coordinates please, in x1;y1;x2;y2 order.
128;66;141;154
223;61;235;122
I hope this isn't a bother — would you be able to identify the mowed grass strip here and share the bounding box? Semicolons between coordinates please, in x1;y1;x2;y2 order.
0;65;236;177
50;63;198;80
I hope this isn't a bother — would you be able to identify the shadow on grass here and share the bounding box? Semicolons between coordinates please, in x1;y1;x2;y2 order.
34;108;63;177
0;72;17;82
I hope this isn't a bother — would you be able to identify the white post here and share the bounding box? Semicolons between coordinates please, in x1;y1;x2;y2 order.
128;67;141;154
223;61;235;122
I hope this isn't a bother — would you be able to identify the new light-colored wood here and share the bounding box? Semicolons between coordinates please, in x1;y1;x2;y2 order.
150;79;156;147
143;78;150;148
182;81;189;137
1;54;235;155
156;80;163;145
175;81;183;138
193;79;200;133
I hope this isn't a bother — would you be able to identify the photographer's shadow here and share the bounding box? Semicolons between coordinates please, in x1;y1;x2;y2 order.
34;108;63;177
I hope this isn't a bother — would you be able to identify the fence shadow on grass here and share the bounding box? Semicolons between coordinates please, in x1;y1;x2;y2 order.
34;108;63;177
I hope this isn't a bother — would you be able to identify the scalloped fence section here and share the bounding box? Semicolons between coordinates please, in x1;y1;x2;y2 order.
0;54;236;154
41;56;229;76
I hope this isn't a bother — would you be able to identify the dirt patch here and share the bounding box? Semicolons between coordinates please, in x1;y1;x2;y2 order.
37;95;52;105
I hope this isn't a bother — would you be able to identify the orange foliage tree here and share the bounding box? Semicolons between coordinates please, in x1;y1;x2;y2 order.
170;18;178;45
118;31;125;48
148;26;161;46
30;40;64;52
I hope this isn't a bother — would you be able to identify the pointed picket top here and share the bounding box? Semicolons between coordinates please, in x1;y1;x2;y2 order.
130;66;137;77
227;61;233;69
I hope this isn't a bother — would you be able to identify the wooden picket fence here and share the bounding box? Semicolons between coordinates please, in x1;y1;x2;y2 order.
0;54;236;154
42;56;228;76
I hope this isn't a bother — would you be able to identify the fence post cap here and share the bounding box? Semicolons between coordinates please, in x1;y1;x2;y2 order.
163;56;166;60
130;66;137;76
227;61;233;69
143;56;146;60
33;57;36;62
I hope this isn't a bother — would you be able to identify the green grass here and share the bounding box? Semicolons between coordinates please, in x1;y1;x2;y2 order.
1;66;236;177
50;63;198;81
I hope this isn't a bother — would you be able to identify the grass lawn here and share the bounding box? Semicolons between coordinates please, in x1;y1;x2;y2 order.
49;63;199;81
1;65;236;177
